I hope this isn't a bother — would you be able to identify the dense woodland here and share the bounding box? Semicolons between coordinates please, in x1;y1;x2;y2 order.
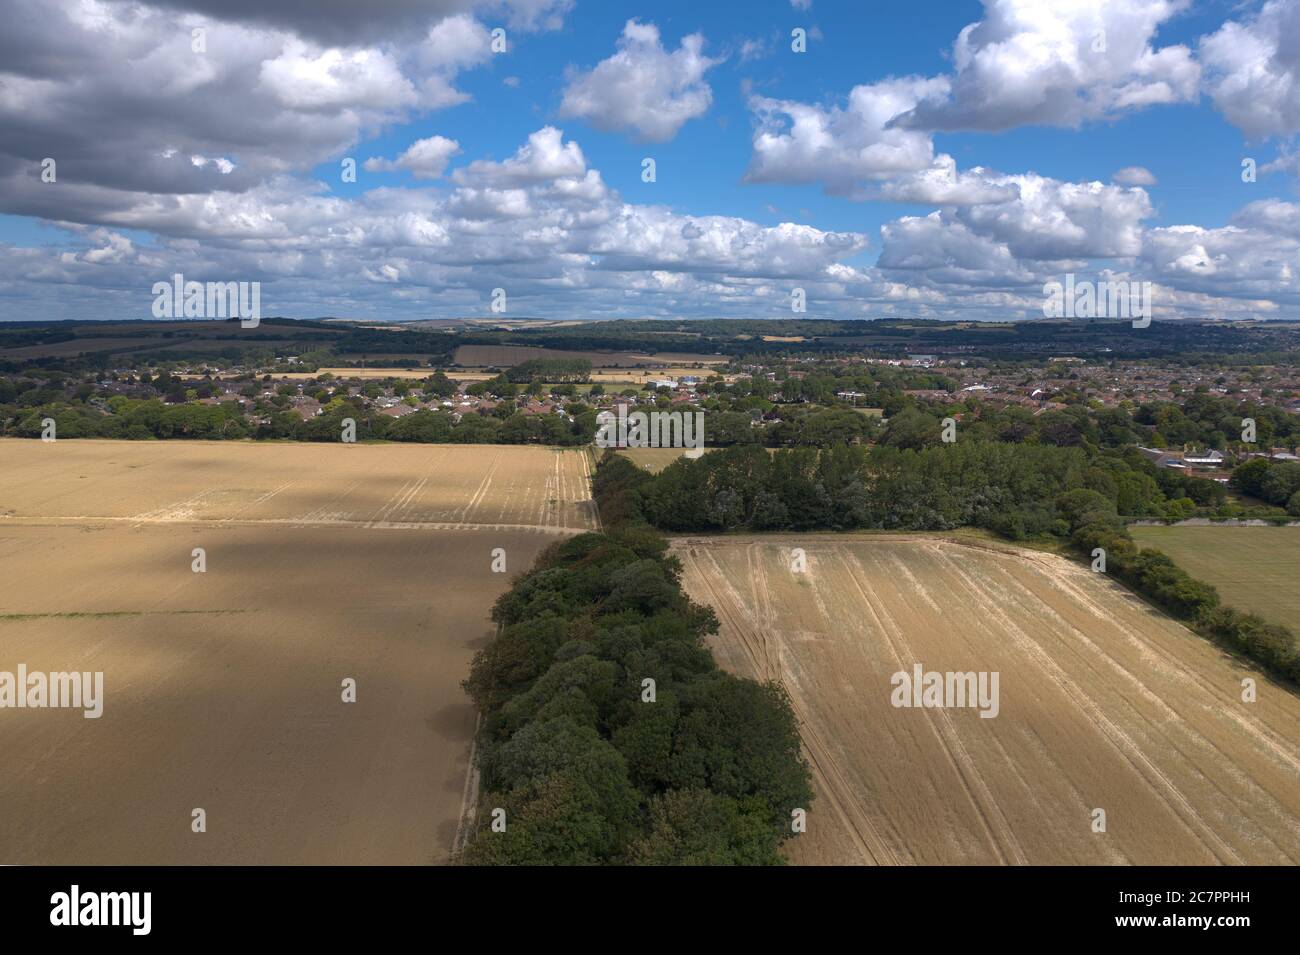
459;526;812;864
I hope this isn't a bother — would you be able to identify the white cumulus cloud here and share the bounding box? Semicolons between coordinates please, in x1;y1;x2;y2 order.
1201;0;1300;140
745;76;951;194
559;20;720;142
894;0;1200;132
1112;166;1157;186
365;136;462;179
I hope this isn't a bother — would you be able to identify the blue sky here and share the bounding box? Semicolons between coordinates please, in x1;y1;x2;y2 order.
330;1;1285;245
2;0;1299;322
335;2;958;237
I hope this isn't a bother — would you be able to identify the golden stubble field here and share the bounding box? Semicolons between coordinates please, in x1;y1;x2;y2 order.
0;439;597;532
673;534;1300;866
0;439;598;864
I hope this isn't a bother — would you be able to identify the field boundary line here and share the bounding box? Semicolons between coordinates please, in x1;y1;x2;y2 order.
450;711;483;863
582;446;602;531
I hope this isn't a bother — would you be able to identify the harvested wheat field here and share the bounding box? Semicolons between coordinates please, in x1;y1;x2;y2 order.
673;534;1300;866
0;439;598;532
0;440;598;864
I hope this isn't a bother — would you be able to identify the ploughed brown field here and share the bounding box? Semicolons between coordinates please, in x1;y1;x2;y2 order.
0;440;598;864
673;534;1300;865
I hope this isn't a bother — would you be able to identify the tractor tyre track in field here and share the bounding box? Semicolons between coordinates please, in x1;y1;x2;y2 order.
673;534;1300;865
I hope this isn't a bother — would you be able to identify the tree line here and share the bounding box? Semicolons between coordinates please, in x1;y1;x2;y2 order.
3;387;600;446
457;520;813;863
594;446;1300;686
615;441;1190;537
